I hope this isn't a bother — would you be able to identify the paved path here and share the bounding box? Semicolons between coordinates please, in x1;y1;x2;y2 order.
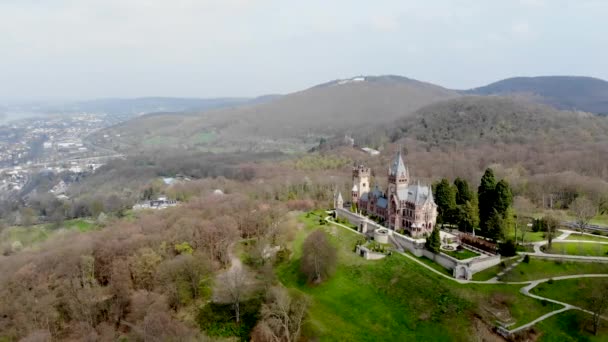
524;229;608;261
324;213;608;334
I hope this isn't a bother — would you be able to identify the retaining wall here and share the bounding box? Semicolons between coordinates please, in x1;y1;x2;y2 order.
335;208;500;279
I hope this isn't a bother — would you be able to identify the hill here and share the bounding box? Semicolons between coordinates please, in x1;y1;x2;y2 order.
93;75;459;153
44;96;282;116
466;76;608;116
388;96;608;147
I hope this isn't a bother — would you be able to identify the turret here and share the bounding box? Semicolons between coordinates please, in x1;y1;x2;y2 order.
387;150;409;196
352;164;370;202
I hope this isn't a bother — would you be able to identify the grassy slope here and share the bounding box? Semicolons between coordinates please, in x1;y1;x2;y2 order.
472;257;520;281
0;219;97;249
536;310;608;342
531;277;607;308
277;213;560;341
499;257;608;282
565;234;608;242
545;242;608;257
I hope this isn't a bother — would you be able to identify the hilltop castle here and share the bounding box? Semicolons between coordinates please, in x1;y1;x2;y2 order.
336;151;438;238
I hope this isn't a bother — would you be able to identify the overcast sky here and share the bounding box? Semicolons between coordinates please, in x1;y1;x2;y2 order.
1;0;607;100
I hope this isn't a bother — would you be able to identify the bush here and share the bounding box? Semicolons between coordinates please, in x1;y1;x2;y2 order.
498;240;517;257
523;255;530;264
547;278;554;284
198;299;262;340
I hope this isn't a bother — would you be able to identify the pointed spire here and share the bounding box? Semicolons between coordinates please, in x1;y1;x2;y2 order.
390;149;407;176
426;184;434;204
337;192;343;202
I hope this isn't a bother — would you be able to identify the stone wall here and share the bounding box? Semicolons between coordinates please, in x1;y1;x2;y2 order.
335;208;500;280
355;245;387;260
468;254;502;272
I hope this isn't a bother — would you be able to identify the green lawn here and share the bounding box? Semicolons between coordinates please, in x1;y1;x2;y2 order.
499;257;608;282
531;277;608;308
505;227;547;243
190;131;216;145
277;213;561;340
442;248;479;260
472;257;520;281
565;233;608;242
62;218;96;232
0;219;98;250
535;310;608;342
544;242;608;257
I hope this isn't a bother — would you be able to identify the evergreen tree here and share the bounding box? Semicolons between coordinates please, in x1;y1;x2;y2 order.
454;177;474;205
455;199;479;233
487;209;505;242
478;168;497;234
494;180;513;217
434;178;457;226
425;227;441;253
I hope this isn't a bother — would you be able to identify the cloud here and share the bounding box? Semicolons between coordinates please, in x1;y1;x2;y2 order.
369;15;400;32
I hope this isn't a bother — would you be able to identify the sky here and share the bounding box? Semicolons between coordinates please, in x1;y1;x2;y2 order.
1;0;607;100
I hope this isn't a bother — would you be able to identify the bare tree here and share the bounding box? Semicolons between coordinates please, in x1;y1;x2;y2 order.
300;230;337;284
513;196;535;244
570;196;597;233
254;287;309;342
223;265;247;323
586;280;608;335
543;215;560;250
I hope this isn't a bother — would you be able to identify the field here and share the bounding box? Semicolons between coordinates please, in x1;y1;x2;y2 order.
505;227;546;243
535;310;608;342
544;242;608;257
0;219;98;250
531;277;608;308
499;257;608;282
276;212;563;340
565;233;608;242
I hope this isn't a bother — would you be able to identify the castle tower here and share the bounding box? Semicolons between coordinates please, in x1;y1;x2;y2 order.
334;191;344;209
387;150;409;195
387;150;409;230
352;165;370;203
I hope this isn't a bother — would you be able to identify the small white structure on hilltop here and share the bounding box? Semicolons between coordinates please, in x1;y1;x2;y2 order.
361;147;380;156
213;189;224;195
133;196;178;210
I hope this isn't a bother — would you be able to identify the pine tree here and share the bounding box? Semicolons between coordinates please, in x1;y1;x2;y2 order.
487;209;505;242
425;227;441;253
434;178;457;226
454;177;474;205
494;179;513;217
478;168;497;234
455;199;479;233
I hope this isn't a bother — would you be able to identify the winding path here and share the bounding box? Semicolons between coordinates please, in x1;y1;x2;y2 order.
524;229;608;262
323;213;608;335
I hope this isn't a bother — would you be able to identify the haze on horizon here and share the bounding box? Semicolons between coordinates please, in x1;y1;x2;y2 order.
1;0;607;101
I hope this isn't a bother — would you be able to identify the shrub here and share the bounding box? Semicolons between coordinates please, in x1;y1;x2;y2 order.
523;255;530;263
547;278;554;284
498;240;517;257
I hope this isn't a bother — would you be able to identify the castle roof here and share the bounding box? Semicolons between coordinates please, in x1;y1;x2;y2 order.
377;197;388;208
337;192;343;202
390;150;407;177
396;182;434;205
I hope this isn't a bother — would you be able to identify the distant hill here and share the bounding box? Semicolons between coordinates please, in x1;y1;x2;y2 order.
388;96;608;147
43;96;280;116
466;76;608;116
95;75;459;152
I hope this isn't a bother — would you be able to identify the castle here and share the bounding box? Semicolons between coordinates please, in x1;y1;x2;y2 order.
336;151;438;238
